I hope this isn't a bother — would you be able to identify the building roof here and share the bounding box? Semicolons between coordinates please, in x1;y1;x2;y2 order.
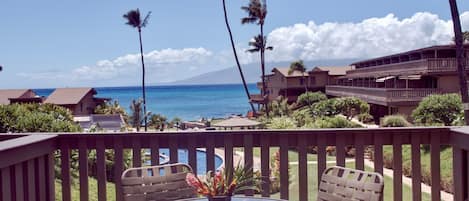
310;66;353;76
273;67;308;78
74;114;125;131
44;88;96;105
213;117;260;128
0;89;35;104
351;44;469;66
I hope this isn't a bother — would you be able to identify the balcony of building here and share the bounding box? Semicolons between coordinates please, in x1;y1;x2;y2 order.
346;58;469;78
325;85;444;106
2;128;469;201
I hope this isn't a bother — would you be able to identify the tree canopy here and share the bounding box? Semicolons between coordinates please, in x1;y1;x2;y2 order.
412;93;463;126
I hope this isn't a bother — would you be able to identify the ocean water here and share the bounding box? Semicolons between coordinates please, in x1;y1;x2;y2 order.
34;84;259;121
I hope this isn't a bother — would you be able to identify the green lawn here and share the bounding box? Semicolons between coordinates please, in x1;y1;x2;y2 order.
55;177;116;201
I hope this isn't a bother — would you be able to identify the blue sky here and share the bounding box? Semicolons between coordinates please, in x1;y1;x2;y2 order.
0;0;468;89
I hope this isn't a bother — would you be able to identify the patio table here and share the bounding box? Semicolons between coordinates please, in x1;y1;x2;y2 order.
177;197;287;201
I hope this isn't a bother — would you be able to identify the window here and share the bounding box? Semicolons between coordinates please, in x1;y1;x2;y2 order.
300;78;304;85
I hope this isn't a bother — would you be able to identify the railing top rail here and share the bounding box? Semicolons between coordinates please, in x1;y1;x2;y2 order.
8;126;449;137
0;134;57;152
0;134;57;168
449;127;469;150
326;85;440;91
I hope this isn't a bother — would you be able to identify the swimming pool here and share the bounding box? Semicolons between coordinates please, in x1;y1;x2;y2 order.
145;149;223;175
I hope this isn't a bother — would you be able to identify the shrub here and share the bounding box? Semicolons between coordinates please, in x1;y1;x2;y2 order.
305;116;362;129
381;115;412;127
310;99;340;117
149;114;167;131
268;96;292;117
0;103;80;133
336;97;369;119
291;108;314;127
357;113;374;124
296;92;327;107
267;117;297;129
412;93;462;126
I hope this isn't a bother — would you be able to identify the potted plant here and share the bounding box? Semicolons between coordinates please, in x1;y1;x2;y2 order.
186;164;260;201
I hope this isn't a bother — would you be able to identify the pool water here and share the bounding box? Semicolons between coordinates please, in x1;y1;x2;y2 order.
145;149;223;175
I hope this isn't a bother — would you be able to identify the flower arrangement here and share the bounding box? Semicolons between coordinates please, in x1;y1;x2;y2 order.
186;164;260;199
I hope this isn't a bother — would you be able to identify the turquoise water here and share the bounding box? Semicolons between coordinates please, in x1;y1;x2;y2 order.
146;149;223;175
34;84;259;121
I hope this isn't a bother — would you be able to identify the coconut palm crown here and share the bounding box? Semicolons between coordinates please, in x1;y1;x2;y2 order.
247;35;273;53
289;60;308;92
123;9;151;31
288;60;306;75
241;0;267;25
123;9;151;131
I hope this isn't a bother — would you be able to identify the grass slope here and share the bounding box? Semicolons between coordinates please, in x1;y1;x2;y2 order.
383;146;453;193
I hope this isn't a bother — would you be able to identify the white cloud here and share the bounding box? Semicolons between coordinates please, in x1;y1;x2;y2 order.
266;11;469;61
70;48;216;82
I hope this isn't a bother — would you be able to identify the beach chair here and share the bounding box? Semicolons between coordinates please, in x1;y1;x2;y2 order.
318;166;384;201
121;163;196;201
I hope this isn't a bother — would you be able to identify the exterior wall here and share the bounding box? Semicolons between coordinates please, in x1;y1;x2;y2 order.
309;72;328;87
286;76;307;89
438;75;460;93
265;72;287;101
395;106;415;118
71;92;99;115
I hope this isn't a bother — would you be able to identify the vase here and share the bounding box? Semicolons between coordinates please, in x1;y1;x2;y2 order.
207;195;232;201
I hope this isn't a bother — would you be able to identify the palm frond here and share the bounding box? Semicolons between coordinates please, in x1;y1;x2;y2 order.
241;17;258;24
246;48;260;53
265;46;273;51
141;11;152;27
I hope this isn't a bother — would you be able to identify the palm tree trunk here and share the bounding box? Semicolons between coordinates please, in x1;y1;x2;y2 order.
138;28;148;131
449;0;469;125
222;0;256;114
304;74;308;93
260;23;268;117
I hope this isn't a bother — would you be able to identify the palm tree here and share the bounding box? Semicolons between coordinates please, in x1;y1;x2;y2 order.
123;9;151;131
242;0;271;115
464;31;469;43
449;0;469;125
289;60;308;92
221;0;256;114
129;99;144;131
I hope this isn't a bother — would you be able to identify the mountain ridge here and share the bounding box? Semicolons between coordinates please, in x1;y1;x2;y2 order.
157;59;359;85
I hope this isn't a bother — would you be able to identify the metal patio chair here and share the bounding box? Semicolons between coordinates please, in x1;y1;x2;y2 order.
121;163;196;201
318;166;384;201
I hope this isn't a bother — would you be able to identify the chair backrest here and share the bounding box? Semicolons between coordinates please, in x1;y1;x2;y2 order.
121;163;196;201
318;166;384;201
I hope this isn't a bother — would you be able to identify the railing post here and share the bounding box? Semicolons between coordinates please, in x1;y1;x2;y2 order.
78;139;89;201
60;143;71;201
430;133;441;201
452;147;467;201
243;134;254;196
279;135;289;200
